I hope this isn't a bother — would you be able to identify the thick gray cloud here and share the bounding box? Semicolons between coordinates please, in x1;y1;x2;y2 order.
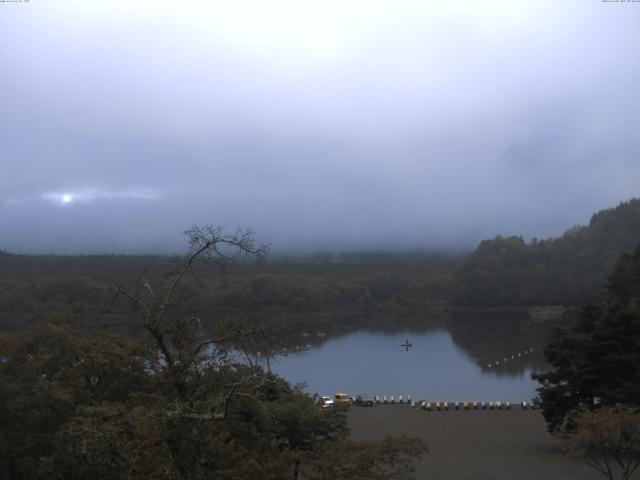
1;0;639;254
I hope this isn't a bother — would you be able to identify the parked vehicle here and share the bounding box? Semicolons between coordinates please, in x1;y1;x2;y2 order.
321;395;334;408
355;395;374;407
334;393;353;406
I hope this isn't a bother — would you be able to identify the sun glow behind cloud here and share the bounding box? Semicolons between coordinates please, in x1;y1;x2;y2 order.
40;189;160;206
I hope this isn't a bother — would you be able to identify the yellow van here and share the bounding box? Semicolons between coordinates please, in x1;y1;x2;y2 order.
334;393;353;406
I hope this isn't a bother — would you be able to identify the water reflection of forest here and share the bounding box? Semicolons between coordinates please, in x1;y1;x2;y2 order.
446;311;559;377
285;310;575;378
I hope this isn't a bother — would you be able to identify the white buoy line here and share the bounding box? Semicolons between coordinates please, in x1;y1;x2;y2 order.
456;346;538;377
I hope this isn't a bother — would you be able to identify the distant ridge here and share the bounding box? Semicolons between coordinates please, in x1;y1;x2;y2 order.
0;252;175;280
453;198;640;306
2;198;639;309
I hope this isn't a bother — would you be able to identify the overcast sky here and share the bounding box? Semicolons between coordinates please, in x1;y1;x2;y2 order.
1;0;639;254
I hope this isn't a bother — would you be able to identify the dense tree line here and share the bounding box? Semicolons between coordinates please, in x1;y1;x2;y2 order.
454;199;640;306
0;258;455;336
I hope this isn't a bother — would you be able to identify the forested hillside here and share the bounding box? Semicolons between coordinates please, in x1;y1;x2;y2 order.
1;198;638;328
453;198;640;306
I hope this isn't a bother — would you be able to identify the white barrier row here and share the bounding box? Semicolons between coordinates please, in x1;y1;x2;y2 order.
373;395;412;404
415;400;536;410
370;399;536;410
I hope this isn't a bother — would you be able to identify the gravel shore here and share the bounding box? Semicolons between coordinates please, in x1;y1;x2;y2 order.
348;405;602;480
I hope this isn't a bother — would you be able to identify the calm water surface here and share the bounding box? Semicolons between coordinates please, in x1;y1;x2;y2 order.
272;329;547;403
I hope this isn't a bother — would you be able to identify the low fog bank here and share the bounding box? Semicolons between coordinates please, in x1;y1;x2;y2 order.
2;1;639;255
0;210;585;257
0;194;626;256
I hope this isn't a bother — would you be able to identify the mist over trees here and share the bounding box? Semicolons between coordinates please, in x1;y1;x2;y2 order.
453;199;640;306
1;198;640;339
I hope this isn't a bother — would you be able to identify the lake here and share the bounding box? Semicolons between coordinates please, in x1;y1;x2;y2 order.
270;315;555;403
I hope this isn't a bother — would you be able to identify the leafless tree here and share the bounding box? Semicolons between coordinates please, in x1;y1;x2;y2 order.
100;225;275;408
561;407;640;480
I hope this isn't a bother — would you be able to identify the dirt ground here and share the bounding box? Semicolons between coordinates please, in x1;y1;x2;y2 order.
348;405;603;480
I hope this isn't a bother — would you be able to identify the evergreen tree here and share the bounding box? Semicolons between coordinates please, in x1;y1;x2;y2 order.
534;246;640;432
